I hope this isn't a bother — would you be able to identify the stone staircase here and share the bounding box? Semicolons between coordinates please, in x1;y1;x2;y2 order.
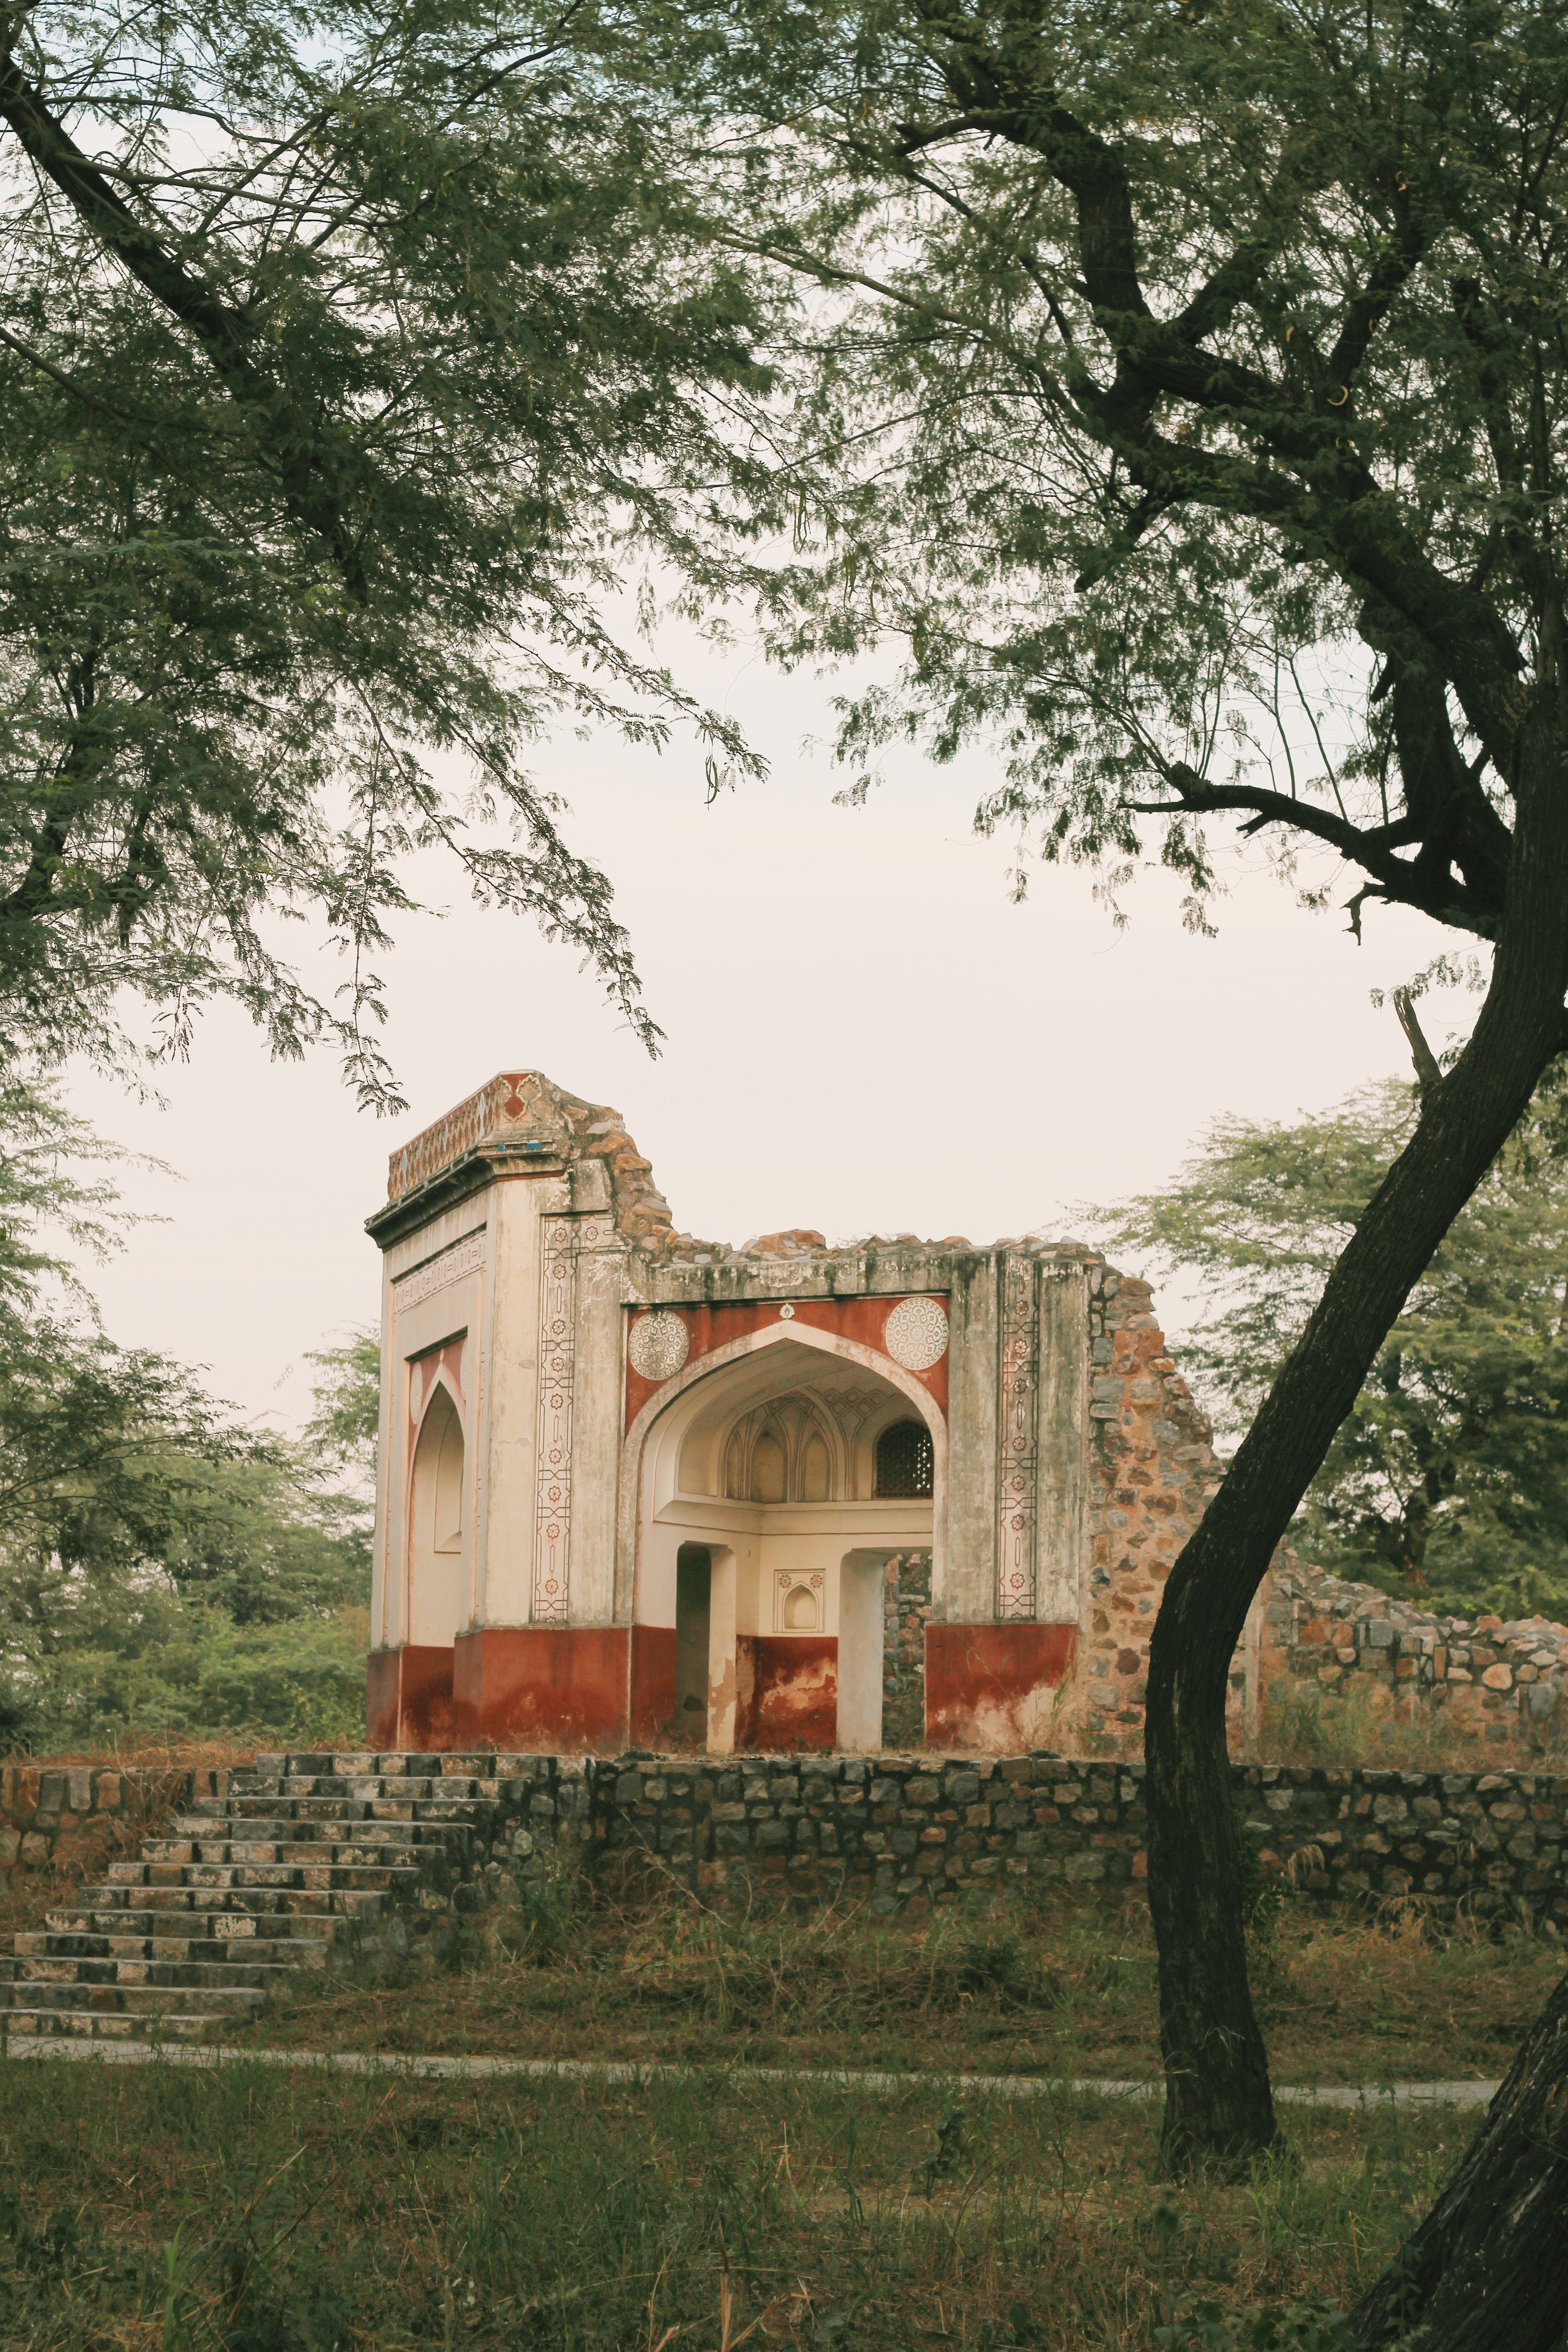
0;1751;544;2047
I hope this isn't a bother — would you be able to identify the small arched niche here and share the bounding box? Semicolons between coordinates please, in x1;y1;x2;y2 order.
751;1429;787;1504
408;1382;468;1645
784;1582;818;1630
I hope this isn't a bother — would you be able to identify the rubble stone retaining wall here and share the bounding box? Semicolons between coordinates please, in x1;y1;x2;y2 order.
11;1749;1565;1926
0;1763;214;1888
882;1554;932;1749
591;1752;1568;1921
1083;1274;1228;1752
1262;1557;1568;1757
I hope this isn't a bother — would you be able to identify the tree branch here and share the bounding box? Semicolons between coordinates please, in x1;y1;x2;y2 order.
1393;985;1445;1100
0;49;369;595
1126;763;1499;934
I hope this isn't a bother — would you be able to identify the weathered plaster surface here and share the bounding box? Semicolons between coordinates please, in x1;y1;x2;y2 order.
364;1069;1246;1758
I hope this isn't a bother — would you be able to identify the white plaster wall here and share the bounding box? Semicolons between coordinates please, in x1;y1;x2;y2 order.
837;1555;886;1749
566;1186;624;1628
372;1204;491;1648
706;1547;739;1753
479;1172;558;1626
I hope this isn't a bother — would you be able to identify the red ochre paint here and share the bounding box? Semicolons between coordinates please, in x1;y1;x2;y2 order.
924;1623;1077;1750
451;1627;631;1753
625;1296;949;1431
628;1625;679;1749
731;1634;838;1751
366;1644;457;1751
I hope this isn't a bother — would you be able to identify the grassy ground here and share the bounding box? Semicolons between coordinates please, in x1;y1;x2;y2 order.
5;1786;1559;2347
239;1861;1564;2091
0;2045;1469;2350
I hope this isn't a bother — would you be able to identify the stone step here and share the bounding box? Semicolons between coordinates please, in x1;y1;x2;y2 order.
59;1884;386;1922
167;1808;478;1839
228;1787;491;1806
1;2007;225;2045
145;1828;467;1864
104;1859;423;1893
244;1779;491;1802
0;1977;266;2018
2;1951;299;1990
19;1928;335;1968
259;1751;509;1779
6;1748;515;2047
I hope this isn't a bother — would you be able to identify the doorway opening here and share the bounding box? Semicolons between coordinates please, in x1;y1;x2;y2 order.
675;1543;712;1748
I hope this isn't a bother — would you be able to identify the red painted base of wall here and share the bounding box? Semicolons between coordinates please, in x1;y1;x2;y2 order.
366;1645;457;1751
371;1625;1070;1755
735;1636;838;1751
451;1627;632;1752
924;1623;1077;1751
629;1626;679;1749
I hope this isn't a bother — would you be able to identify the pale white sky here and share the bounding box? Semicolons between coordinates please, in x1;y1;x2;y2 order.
63;628;1457;1431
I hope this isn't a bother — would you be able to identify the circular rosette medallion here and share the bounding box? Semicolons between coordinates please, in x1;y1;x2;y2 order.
883;1296;949;1372
628;1310;691;1382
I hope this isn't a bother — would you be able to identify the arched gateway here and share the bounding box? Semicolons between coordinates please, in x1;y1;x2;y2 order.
364;1071;1227;1756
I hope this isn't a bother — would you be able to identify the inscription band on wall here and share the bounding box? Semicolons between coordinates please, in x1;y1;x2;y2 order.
392;1230;485;1316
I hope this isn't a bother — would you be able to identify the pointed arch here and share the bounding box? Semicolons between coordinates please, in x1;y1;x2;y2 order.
407;1378;470;1645
616;1320;946;1631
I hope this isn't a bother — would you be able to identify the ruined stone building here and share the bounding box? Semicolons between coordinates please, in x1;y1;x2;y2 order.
366;1070;1235;1755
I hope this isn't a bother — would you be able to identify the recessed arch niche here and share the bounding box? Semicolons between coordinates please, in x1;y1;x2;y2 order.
622;1327;943;1752
407;1380;469;1645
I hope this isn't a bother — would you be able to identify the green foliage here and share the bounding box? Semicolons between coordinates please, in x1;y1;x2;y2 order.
4;1602;368;1756
300;1329;380;1484
0;1;784;1095
1099;1080;1568;1615
1156;2302;1354;2352
0;1078;371;1748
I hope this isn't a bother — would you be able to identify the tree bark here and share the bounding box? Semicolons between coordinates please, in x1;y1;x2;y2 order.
1348;1971;1568;2351
1144;689;1568;2171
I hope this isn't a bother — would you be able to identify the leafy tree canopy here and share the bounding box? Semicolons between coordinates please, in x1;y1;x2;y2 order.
0;0;782;1099
1101;1079;1568;1620
0;1078;372;1744
301;1328;380;1488
669;0;1565;957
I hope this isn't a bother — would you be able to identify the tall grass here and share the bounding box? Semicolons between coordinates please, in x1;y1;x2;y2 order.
0;2047;1470;2349
1248;1676;1553;1771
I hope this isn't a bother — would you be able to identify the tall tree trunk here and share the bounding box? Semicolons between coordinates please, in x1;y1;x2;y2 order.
1144;691;1568;2171
1348;1971;1568;2350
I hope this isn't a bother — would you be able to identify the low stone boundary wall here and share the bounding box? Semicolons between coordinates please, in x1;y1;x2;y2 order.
11;1750;1563;1926
582;1752;1568;1923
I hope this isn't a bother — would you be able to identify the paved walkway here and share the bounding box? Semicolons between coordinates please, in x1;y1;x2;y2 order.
0;2040;1501;2108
